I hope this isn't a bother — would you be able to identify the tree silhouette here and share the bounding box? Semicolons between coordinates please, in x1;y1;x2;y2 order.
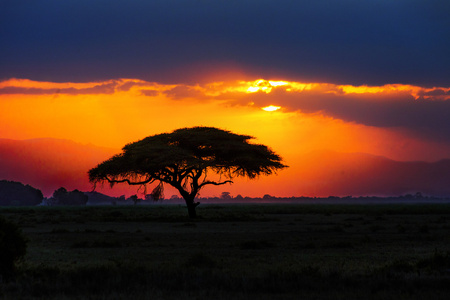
0;180;43;206
50;187;88;206
88;127;287;218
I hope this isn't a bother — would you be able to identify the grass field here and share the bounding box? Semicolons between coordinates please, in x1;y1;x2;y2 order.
1;204;450;299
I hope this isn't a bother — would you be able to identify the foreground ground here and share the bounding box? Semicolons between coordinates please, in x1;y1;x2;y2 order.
1;204;450;299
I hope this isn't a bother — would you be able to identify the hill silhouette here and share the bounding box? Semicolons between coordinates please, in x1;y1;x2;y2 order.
293;150;450;197
0;138;118;196
1;138;450;197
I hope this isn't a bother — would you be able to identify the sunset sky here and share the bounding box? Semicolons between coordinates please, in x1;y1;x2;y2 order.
1;1;450;198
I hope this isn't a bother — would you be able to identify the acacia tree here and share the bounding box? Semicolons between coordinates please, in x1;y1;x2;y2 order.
88;127;287;218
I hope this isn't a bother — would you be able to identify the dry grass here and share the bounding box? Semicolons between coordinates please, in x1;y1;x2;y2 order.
1;204;450;299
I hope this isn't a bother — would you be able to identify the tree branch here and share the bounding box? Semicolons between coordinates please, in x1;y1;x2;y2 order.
199;180;233;188
105;176;156;186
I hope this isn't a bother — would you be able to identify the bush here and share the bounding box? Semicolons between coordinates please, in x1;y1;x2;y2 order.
0;180;43;206
0;216;27;281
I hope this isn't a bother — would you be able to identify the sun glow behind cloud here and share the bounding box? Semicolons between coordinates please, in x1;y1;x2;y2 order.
245;79;289;93
262;105;281;112
2;78;450;150
2;77;450;197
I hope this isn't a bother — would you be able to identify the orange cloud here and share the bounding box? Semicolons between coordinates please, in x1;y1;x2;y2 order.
2;78;450;184
3;78;448;100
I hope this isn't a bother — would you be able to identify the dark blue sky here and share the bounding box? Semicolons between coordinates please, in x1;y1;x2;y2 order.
1;0;449;85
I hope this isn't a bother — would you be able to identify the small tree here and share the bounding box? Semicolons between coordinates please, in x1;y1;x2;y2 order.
129;195;140;205
220;192;232;200
89;127;287;218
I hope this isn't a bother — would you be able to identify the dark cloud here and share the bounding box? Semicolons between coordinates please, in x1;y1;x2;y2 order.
0;81;117;95
417;88;450;99
238;87;450;143
1;1;449;85
140;89;159;97
163;85;208;100
116;80;159;92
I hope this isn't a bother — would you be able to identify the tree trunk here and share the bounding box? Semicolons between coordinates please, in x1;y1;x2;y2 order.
187;202;197;218
178;188;200;218
185;199;200;218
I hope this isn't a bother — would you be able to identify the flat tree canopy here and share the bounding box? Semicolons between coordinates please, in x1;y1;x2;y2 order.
89;127;287;217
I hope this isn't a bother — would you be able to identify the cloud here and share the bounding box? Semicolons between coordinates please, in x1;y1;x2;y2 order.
140;90;159;97
0;78;168;96
116;80;155;92
417;88;450;99
215;80;450;142
2;77;450;144
163;85;208;100
1;1;449;85
0;80;118;95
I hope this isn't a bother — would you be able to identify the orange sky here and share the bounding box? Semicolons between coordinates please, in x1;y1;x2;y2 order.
2;78;450;197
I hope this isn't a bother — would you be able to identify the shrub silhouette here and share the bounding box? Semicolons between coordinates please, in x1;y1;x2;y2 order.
0;216;27;281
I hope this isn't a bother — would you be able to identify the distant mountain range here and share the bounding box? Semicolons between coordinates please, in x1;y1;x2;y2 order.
292;150;450;197
1;138;450;197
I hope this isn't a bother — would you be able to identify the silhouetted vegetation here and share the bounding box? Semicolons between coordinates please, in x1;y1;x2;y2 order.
46;187;88;206
89;127;287;217
0;180;43;206
0;204;449;299
0;216;27;281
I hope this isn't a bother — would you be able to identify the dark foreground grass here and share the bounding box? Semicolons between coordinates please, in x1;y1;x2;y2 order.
1;204;450;299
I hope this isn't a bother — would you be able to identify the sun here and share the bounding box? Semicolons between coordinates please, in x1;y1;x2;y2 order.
245;79;288;93
262;105;281;112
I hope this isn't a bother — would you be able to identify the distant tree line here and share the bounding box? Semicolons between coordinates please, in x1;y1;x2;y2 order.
45;187;88;206
0;180;88;206
0;180;43;206
0;179;448;207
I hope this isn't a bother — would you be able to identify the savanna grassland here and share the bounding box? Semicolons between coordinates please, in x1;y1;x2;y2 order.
1;204;450;299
